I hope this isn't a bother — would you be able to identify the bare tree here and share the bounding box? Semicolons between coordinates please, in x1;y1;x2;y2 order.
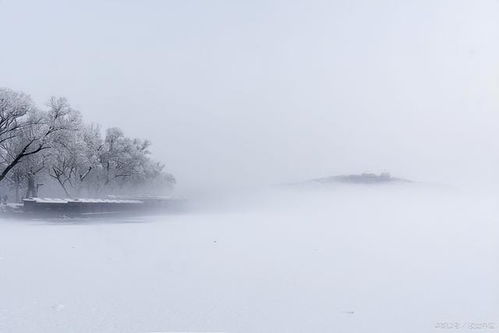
48;122;103;197
1;88;175;198
88;127;175;195
0;91;76;186
98;128;150;188
0;88;40;184
0;88;33;145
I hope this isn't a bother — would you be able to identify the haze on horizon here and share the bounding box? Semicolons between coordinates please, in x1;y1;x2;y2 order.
1;0;498;192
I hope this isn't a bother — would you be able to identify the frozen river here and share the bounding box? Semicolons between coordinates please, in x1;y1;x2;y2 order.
0;186;497;332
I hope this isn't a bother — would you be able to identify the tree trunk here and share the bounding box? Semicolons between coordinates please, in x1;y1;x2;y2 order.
56;177;71;198
15;182;20;203
26;174;36;198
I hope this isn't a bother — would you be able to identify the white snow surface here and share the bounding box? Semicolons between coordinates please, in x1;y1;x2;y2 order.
25;198;143;204
0;185;497;333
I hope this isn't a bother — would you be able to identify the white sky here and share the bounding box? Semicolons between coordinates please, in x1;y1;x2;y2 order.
1;0;498;191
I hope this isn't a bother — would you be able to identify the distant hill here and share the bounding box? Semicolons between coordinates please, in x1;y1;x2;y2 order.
287;172;412;187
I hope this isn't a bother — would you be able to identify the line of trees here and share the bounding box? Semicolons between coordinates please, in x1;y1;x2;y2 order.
0;88;175;201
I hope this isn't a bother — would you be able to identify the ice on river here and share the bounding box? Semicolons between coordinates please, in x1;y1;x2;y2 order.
0;185;497;333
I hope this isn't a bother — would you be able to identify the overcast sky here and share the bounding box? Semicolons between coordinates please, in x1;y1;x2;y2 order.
1;0;498;191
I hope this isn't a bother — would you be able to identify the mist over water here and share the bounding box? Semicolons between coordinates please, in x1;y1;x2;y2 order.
1;183;497;332
2;0;499;190
1;0;498;332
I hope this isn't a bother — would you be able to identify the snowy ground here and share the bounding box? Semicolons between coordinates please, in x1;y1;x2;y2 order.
0;185;497;333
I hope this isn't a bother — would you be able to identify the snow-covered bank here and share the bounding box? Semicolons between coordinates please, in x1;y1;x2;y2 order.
0;186;497;333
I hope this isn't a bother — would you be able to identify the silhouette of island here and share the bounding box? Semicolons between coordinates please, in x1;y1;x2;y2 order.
312;172;411;184
285;172;412;187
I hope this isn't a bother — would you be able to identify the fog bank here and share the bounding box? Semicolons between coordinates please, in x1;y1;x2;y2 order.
1;185;497;332
1;0;498;190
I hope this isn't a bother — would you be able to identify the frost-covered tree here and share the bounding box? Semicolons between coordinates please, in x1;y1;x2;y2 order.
0;88;33;144
95;128;163;191
0;88;175;199
0;88;41;183
6;152;47;201
0;90;76;187
48;121;103;197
